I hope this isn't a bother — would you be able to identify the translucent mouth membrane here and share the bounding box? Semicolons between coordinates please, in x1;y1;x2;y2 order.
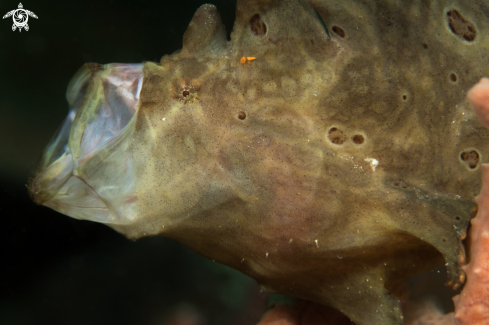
29;63;144;224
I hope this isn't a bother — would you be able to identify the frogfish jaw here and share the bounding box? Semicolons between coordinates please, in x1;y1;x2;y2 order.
29;63;144;226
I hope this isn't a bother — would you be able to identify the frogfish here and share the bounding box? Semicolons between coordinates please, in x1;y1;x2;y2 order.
28;0;489;324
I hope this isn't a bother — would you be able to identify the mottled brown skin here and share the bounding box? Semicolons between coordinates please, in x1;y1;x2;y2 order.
29;0;489;324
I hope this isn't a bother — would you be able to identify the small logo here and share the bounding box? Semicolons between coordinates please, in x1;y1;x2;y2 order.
3;3;38;32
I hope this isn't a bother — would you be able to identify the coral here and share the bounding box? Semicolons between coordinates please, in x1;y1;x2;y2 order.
28;1;489;324
451;79;489;325
468;78;489;129
257;301;353;325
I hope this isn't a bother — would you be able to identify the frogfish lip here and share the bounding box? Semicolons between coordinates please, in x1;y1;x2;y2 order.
28;63;144;224
29;64;87;206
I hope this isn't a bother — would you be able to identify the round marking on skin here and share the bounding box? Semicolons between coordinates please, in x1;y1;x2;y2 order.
238;111;247;120
447;9;477;42
281;77;297;96
250;14;267;36
299;73;315;89
245;87;257;101
178;87;197;103
332;25;346;38
225;81;239;94
348;70;361;79
372;101;388;114
450;72;458;82
327;127;346;145
352;134;365;145
175;79;201;103
263;81;277;94
460;149;480;169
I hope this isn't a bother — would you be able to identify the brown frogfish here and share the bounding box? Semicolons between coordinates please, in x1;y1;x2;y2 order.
28;0;489;324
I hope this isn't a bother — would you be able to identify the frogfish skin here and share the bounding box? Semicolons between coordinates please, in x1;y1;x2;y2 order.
28;0;489;324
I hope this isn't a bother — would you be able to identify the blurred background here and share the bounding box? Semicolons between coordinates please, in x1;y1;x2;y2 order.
0;0;267;324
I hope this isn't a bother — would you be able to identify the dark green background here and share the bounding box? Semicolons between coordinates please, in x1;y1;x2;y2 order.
0;1;266;324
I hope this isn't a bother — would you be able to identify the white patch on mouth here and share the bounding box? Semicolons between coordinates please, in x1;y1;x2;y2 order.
135;76;143;100
364;158;379;172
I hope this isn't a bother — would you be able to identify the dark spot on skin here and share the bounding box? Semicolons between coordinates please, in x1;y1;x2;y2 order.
403;95;407;100
460;149;480;169
328;127;346;145
447;10;477;42
332;25;345;38
238;111;247;120
250;14;267;36
422;43;428;49
352;134;364;144
442;239;447;242
456;217;461;221
395;181;409;189
450;73;458;82
177;86;198;103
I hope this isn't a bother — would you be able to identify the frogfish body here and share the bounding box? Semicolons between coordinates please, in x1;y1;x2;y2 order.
29;0;489;324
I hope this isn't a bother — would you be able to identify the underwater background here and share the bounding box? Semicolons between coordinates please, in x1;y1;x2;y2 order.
0;0;267;324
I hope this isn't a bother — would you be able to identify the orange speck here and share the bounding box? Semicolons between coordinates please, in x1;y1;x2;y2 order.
240;56;257;64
